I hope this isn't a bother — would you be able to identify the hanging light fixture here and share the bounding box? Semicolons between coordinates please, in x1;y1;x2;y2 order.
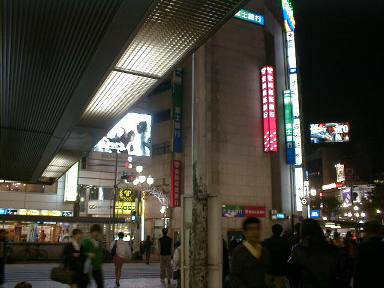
136;166;143;173
139;175;146;183
146;175;154;185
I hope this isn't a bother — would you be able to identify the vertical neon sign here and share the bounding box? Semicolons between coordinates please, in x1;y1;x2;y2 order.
282;0;304;211
261;66;278;152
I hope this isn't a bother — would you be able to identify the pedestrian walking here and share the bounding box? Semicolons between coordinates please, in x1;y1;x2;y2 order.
353;220;384;288
262;224;290;288
62;229;88;288
288;219;349;288
159;228;173;285
82;224;104;288
172;241;181;288
0;229;7;286
143;235;153;265
110;232;130;287
229;217;269;288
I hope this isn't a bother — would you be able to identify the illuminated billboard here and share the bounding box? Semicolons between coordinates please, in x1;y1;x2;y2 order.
310;122;350;144
94;113;151;156
261;66;278;152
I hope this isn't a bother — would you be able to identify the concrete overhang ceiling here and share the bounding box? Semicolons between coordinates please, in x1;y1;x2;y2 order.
0;0;247;184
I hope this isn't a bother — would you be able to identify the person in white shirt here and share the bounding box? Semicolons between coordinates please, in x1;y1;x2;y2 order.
173;241;181;288
110;232;130;287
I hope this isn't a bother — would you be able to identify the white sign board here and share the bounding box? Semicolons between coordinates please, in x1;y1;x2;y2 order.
88;200;112;215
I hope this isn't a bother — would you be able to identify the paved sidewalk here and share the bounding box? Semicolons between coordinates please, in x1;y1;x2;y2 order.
3;263;175;288
3;279;171;288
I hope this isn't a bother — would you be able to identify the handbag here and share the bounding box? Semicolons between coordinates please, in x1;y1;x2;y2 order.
50;266;76;284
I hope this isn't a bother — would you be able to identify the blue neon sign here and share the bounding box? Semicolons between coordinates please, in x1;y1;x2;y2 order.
234;9;264;26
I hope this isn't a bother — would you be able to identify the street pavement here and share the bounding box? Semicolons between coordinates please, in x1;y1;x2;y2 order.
3;263;174;288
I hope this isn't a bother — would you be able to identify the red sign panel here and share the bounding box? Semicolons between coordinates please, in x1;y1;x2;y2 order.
261;66;278;152
244;206;267;218
170;160;182;207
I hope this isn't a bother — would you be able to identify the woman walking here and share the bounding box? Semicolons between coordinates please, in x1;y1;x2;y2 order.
63;229;88;288
111;232;130;287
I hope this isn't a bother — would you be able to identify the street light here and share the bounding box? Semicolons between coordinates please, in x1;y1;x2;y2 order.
139;175;146;183
360;212;366;217
310;189;317;197
133;178;140;186
147;175;154;185
347;212;353;217
136;165;143;173
377;209;382;214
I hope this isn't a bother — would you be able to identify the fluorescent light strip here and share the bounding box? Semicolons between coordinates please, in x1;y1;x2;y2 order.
81;71;156;124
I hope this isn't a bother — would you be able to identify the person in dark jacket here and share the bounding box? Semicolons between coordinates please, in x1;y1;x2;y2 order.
229;217;269;288
143;235;153;265
263;224;290;288
288;219;349;288
159;228;173;284
353;220;384;288
63;229;88;288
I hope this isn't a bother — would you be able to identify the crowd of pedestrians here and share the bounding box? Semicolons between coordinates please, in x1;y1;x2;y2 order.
227;217;384;288
56;225;180;288
3;217;383;288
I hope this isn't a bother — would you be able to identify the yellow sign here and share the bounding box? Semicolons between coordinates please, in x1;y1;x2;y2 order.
119;189;137;202
18;209;27;215
115;201;135;215
26;209;40;216
48;210;61;216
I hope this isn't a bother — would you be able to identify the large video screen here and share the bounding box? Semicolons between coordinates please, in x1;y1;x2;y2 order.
94;113;151;156
310;122;350;144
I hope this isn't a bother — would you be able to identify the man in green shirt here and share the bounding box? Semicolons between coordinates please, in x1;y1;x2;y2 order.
82;224;104;288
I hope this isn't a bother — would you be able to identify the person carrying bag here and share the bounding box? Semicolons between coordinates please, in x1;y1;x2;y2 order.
51;229;88;287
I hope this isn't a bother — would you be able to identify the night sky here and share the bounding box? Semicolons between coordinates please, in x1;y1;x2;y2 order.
295;0;384;177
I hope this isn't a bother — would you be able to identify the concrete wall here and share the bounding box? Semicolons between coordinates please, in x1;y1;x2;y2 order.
0;178;72;211
179;0;292;239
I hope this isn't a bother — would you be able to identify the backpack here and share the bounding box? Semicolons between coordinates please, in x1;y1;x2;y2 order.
111;241;117;257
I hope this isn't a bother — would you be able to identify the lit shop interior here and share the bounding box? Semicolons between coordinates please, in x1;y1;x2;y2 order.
0;180;74;243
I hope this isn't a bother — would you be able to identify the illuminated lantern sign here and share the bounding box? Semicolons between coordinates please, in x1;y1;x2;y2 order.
261;66;278;152
170;160;182;207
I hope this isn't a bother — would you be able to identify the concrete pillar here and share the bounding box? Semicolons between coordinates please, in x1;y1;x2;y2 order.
182;47;221;288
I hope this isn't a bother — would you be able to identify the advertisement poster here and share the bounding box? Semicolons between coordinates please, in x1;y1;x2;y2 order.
310;122;350;144
94;113;151;156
